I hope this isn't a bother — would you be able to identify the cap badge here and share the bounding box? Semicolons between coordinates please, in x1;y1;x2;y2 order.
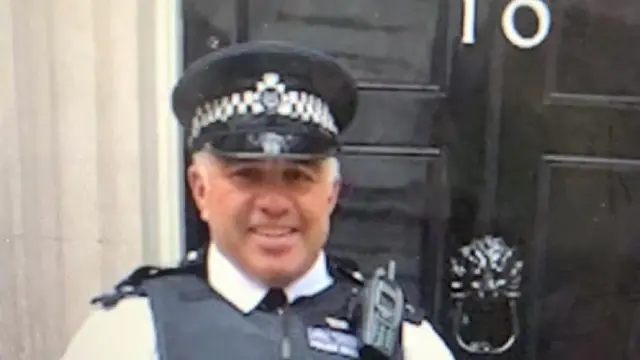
256;73;285;113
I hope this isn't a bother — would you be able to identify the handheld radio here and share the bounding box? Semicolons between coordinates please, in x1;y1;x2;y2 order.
358;260;405;359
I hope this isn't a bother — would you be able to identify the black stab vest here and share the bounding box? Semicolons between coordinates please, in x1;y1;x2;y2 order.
92;257;423;360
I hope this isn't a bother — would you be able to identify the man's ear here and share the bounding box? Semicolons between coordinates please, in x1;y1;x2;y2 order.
328;180;341;214
187;162;209;220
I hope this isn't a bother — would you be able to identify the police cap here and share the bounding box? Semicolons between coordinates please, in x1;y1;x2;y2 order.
172;41;358;159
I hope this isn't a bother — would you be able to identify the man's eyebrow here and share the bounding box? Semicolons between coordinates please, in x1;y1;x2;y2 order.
220;159;257;168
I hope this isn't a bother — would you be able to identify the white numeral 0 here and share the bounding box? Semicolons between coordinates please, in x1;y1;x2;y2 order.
462;0;552;49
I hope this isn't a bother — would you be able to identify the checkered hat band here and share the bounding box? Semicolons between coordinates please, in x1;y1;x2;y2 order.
189;89;338;143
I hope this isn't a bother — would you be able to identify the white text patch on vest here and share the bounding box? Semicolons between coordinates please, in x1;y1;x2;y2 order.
307;327;359;358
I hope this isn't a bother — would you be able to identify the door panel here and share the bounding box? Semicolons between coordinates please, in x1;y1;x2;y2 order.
245;0;454;87
339;90;440;147
530;159;640;360
545;0;640;105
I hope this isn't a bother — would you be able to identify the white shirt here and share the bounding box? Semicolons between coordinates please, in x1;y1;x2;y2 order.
60;245;455;360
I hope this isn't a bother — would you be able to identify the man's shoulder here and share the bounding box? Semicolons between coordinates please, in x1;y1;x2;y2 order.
91;265;169;309
324;255;456;359
402;320;456;360
59;298;156;360
327;255;425;325
88;297;152;318
402;320;455;359
91;256;206;310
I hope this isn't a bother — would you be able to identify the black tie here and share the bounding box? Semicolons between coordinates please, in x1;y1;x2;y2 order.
259;288;288;312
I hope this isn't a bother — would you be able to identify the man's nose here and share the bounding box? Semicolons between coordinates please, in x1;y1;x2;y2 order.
255;192;291;218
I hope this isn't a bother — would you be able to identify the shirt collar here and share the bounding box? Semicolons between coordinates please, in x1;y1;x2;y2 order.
207;243;334;314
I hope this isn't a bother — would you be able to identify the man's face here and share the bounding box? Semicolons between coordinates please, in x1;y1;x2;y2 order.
188;154;340;286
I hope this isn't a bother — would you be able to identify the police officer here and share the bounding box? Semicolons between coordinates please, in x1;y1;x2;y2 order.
60;41;455;360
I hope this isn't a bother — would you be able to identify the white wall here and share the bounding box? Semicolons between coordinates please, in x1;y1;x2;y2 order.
0;1;183;359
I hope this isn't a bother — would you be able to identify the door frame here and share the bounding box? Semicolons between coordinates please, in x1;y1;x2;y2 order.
144;0;186;266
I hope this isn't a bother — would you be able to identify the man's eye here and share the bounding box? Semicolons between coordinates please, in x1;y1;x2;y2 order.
230;168;262;181
284;169;313;182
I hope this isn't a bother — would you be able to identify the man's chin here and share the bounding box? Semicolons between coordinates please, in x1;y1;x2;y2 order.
252;261;302;287
247;250;305;283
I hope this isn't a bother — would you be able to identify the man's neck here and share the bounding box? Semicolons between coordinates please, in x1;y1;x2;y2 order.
206;243;333;313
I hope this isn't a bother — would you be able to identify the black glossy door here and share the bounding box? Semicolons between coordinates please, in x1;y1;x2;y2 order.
181;0;640;359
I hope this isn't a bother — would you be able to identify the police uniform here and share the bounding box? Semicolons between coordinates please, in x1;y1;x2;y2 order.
59;41;455;360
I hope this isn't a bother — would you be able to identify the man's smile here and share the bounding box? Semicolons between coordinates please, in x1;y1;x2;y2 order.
248;227;302;254
249;226;298;237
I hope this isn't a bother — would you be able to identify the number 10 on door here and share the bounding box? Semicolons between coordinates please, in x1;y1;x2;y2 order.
462;0;552;49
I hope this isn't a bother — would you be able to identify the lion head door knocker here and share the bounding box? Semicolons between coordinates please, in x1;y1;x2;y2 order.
449;235;524;354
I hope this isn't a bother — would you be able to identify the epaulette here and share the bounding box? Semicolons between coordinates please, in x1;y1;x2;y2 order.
327;255;425;325
91;248;207;310
328;255;366;285
90;265;170;309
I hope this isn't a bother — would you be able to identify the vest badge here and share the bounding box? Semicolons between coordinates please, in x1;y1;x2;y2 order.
307;326;359;359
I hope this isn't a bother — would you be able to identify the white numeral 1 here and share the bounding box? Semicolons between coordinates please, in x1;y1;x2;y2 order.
461;0;478;44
